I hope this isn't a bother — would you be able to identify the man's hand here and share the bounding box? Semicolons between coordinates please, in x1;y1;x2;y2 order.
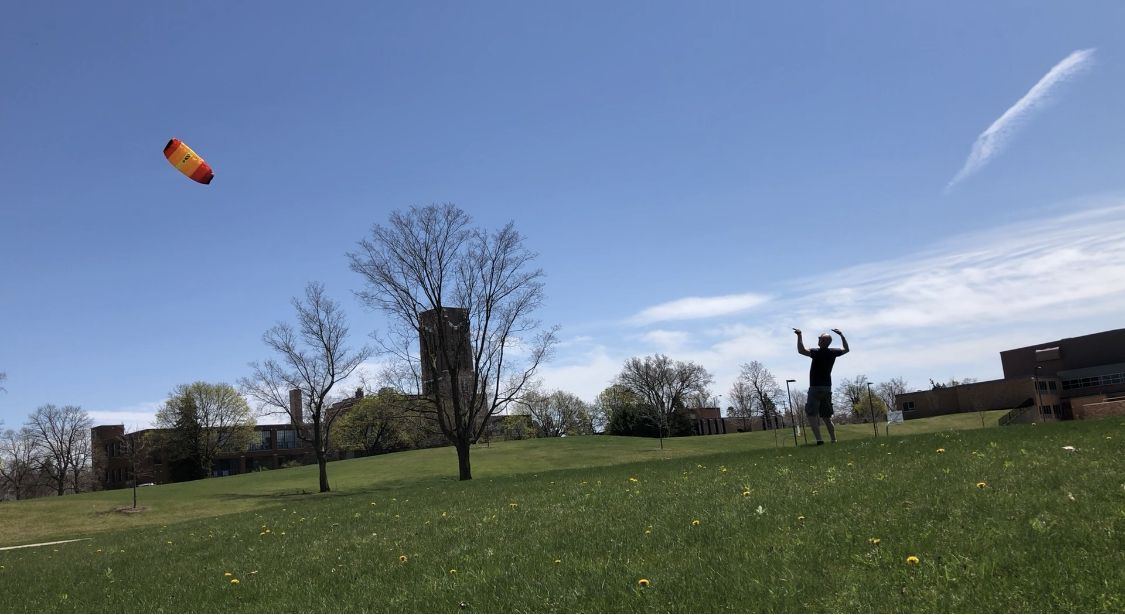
831;328;842;335
793;328;802;335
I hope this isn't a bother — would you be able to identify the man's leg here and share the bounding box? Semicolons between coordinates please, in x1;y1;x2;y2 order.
823;416;837;443
808;412;823;443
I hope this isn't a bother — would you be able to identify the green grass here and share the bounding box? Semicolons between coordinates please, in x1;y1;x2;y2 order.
4;411;1122;613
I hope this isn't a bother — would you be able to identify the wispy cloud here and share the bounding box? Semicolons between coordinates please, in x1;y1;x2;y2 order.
947;48;1095;190
627;292;769;325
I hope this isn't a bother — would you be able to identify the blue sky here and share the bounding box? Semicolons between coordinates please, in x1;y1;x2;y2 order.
3;2;1125;429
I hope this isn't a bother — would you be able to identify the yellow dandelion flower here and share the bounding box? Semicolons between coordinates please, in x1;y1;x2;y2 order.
721;466;727;472
399;555;407;563
692;520;700;526
280;531;285;535
906;556;919;564
224;572;232;577
638;578;650;587
554;559;561;563
371;502;376;506
847;461;853;467
96;549;102;552
259;532;265;536
869;538;880;545
442;512;447;517
231;578;239;584
629;477;638;483
166;541;172;544
742;490;751;496
450;569;457;574
645;529;651;535
797;515;805;521
976;482;986;489
509;503;517;508
936;448;945;453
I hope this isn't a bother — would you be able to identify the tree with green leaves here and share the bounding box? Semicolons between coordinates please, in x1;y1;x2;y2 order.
333;388;414;455
155;382;255;480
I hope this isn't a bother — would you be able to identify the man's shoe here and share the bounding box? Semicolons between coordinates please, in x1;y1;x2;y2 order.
816;441;824;446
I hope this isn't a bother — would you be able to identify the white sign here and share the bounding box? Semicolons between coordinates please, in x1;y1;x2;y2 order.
887;411;904;424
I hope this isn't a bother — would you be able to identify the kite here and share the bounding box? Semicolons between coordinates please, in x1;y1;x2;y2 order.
163;138;214;184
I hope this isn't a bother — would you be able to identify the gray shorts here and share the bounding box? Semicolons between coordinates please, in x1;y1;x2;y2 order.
806;386;834;418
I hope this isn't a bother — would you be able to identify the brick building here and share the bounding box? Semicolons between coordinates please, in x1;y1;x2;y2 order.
895;327;1125;424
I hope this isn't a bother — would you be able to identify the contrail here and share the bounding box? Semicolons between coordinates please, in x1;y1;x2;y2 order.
947;48;1095;190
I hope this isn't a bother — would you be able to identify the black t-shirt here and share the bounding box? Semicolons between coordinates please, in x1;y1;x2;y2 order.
808;347;844;387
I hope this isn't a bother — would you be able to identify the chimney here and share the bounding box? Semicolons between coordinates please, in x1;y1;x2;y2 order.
356;388;364;399
289;389;302;420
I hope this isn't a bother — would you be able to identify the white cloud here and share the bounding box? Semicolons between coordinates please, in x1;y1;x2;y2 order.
948;48;1095;190
627;292;770;325
640;329;692;351
88;401;164;430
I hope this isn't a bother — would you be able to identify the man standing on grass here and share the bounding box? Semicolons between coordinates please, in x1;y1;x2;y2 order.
794;328;849;445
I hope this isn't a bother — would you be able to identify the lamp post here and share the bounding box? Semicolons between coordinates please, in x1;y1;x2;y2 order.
785;379;802;446
1033;366;1044;421
866;382;878;439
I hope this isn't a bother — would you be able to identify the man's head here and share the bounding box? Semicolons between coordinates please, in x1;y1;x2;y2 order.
818;333;832;349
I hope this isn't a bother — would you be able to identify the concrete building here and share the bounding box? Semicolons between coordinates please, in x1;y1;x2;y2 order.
895;327;1125;424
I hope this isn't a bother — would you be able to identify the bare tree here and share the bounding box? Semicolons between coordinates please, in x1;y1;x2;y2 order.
120;429;155;510
155;382;256;479
875;377;910;417
240;282;372;492
834;375;870;422
347;203;557;480
0;371;7;392
615;354;713;449
729;362;784;429
27;404;92;496
69;432;92;494
0;428;41;500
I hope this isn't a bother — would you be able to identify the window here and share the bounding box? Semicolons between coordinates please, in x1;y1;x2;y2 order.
248;430;273;451
1038;381;1048;392
1052;404;1061;414
152;451;162;465
902;401;915;412
277;429;297;449
1042;405;1053;416
1047;381;1057;391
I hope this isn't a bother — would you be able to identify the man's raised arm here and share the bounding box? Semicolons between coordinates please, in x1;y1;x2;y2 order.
832;328;849;355
794;328;810;356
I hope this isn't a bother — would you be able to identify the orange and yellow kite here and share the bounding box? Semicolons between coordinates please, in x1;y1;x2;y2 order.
163;138;214;184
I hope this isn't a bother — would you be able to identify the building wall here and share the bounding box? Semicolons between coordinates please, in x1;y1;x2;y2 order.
92;423;316;491
1077;399;1125;419
894;377;1049;420
419;307;473;397
1000;328;1125;380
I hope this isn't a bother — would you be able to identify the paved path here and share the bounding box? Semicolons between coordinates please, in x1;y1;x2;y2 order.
0;538;91;551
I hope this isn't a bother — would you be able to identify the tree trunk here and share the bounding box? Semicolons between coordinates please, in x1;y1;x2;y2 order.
456;440;472;481
318;454;330;492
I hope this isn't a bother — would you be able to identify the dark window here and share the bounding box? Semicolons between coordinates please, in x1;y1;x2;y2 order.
1042;405;1053;416
1052;404;1061;414
248;430;273;451
152;451;162;465
1047;381;1057;391
1038;381;1048;391
902;401;915;412
277;430;297;449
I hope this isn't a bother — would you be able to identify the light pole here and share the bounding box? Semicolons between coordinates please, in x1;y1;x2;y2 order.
1033;366;1044;421
785;379;802;446
866;382;878;439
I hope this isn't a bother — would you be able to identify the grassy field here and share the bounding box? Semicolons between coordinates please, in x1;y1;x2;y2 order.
3;411;1122;613
0;410;1009;548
